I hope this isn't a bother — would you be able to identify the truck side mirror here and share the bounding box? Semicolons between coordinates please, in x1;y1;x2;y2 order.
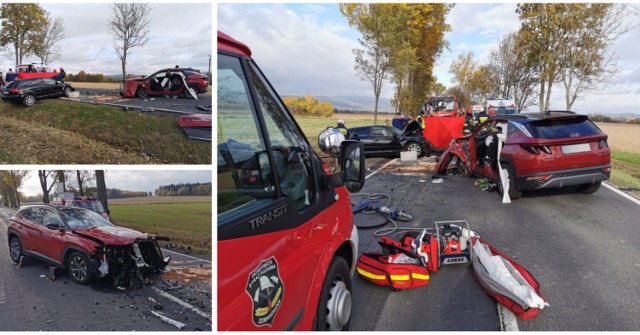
340;140;365;193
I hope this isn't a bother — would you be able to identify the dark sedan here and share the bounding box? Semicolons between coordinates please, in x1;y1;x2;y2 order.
1;77;74;107
348;122;431;157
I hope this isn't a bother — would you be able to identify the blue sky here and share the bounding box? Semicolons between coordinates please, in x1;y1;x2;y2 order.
217;3;640;115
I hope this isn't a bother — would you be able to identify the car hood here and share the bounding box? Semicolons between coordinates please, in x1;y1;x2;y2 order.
73;226;149;245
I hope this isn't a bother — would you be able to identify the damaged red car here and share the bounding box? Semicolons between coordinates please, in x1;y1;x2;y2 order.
121;68;208;100
7;205;170;287
436;112;611;199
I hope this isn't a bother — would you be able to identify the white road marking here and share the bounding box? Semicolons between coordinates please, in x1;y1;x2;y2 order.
498;304;519;331
603;182;640;206
365;158;398;180
0;278;5;305
151;286;211;321
161;248;211;264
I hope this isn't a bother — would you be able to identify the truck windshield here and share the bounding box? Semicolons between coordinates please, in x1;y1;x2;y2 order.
495;107;517;115
428;99;455;111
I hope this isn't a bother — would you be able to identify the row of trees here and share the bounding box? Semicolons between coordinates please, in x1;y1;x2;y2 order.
0;3;65;67
282;95;334;117
447;4;635;112
340;3;453;123
154;183;212;196
0;3;151;80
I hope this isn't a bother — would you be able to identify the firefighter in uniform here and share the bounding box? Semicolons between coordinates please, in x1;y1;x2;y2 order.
336;119;349;137
416;110;427;129
463;108;476;135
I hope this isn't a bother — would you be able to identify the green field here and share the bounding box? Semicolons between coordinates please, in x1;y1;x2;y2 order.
109;202;212;254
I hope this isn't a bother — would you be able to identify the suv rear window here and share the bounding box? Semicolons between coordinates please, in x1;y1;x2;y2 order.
525;117;602;139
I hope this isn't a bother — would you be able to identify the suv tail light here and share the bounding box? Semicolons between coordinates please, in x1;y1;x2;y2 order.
598;139;608;149
521;145;552;155
9;88;21;94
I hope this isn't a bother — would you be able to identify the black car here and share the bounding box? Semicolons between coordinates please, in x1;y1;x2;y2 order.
348;121;431;157
1;77;74;107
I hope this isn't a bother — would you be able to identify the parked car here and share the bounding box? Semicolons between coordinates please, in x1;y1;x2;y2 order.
348;122;432;157
435;111;611;199
1;77;74;107
121;68;208;99
6;205;170;285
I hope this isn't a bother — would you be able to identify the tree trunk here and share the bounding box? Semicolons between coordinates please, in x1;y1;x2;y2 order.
95;170;109;215
539;79;545;112
121;53;127;80
374;95;380;125
39;170;50;204
77;170;84;196
57;170;66;192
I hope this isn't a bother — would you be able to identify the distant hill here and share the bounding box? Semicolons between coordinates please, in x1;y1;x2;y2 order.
283;95;395;113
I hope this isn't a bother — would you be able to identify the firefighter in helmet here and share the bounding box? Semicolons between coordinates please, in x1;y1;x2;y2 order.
463;108;476;135
336;119;349;137
416;110;427;129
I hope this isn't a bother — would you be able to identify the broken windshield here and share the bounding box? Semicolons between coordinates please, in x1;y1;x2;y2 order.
59;208;113;229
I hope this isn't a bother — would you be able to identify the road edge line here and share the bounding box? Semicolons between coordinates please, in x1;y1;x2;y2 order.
151;286;211;321
365;158;398;180
161;248;212;264
498;304;519;331
603;182;640;206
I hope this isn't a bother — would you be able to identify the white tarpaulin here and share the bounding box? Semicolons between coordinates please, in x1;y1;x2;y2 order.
472;239;549;310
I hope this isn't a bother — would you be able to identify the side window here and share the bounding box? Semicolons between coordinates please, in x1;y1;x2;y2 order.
372;127;387;136
247;60;315;211
42;209;63;227
352;128;369;137
42;78;55;85
217;53;276;216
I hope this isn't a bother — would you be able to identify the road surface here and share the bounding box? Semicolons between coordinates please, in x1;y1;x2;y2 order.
350;157;640;331
0;207;212;331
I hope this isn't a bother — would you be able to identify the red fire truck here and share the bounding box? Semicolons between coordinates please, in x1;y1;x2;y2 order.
217;31;365;330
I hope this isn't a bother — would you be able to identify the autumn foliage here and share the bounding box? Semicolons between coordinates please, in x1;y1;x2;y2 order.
282;95;334;118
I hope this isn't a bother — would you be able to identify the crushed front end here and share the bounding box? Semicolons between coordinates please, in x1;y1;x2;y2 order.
93;238;171;289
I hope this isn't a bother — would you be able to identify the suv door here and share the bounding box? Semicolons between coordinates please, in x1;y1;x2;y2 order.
35;208;67;264
371;126;396;153
14;208;41;252
217;51;335;330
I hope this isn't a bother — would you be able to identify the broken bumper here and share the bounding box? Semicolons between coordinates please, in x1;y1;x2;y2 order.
517;165;611;190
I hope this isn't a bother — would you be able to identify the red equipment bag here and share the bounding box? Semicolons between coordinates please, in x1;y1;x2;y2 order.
471;237;546;320
356;252;430;290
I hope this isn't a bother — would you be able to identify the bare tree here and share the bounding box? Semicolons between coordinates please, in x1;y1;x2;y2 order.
38;170;59;204
31;11;65;65
108;3;151;80
68;170;95;196
486;32;539;112
560;4;637;110
353;39;389;125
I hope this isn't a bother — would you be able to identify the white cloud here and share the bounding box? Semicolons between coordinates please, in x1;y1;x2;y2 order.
5;3;212;76
218;4;375;98
20;170;212;197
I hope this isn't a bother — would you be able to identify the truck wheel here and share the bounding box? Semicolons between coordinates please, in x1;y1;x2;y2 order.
575;182;601;194
315;256;352;331
67;251;94;285
9;236;23;264
497;165;522;200
136;88;148;99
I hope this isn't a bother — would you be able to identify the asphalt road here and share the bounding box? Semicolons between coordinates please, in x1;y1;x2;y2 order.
350;157;640;331
0;207;212;331
70;88;212;114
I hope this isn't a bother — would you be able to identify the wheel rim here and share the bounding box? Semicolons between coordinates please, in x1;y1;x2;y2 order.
406;143;421;154
324;278;351;330
64;88;70;95
70;255;87;281
138;89;147;98
25;95;34;105
9;239;20;261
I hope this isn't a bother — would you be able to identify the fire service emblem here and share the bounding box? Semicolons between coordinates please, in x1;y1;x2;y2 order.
246;257;284;327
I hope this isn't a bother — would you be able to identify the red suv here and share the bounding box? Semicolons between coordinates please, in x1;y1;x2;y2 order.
7;205;170;285
436;112;611;199
121;68;208;99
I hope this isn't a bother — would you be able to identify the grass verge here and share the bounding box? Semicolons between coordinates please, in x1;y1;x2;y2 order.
0;99;210;164
609;149;640;198
109;202;212;255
